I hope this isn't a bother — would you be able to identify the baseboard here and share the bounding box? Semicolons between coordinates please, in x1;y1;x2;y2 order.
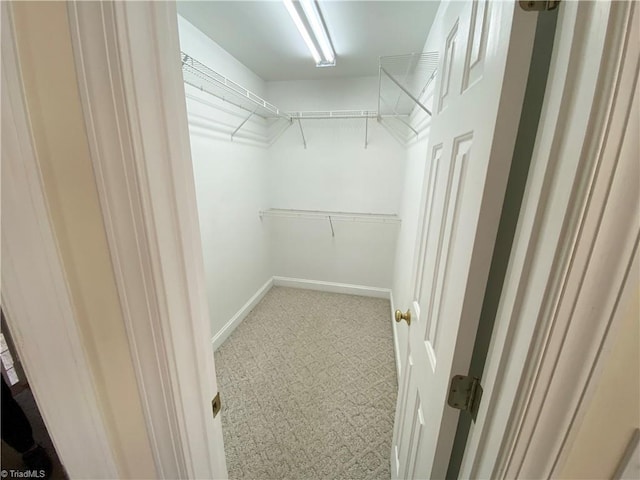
272;276;391;299
211;277;274;351
389;291;401;385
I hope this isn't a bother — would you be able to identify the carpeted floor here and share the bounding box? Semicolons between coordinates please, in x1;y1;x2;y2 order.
214;286;398;480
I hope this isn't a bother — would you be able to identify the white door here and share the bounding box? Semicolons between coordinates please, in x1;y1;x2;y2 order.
391;1;538;478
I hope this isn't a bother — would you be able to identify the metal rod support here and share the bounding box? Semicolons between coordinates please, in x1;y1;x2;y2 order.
377;64;382;120
379;97;420;138
328;216;335;237
380;66;433;116
231;108;257;140
297;119;307;149
393;56;417;113
364;117;369;149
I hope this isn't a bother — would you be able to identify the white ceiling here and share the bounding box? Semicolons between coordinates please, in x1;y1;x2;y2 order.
176;1;440;82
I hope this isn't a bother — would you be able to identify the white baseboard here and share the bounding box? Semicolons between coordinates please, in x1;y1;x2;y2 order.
211;277;274;351
272;276;391;299
389;291;401;385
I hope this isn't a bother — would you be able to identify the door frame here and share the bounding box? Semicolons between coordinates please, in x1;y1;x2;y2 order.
65;2;228;478
2;1;636;479
3;1;226;478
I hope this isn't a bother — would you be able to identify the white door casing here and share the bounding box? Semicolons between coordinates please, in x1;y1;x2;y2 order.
67;1;227;478
1;3;119;477
391;2;537;478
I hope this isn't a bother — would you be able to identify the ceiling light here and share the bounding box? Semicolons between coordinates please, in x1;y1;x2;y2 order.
299;0;335;65
283;0;335;67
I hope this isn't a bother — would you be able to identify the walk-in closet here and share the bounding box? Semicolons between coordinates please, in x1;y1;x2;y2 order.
176;1;439;477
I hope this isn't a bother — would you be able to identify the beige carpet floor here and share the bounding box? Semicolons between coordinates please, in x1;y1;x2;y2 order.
214;286;398;480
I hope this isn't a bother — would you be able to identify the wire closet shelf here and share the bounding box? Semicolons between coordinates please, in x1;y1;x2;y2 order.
181;51;291;121
181;52;380;122
259;208;400;224
180;51;438;146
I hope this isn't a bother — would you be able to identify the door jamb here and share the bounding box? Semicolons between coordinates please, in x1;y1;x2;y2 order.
66;2;228;478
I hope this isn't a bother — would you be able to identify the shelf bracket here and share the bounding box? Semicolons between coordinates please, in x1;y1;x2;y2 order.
380;66;432;117
297;119;307;149
231;107;258;141
364;117;369;149
379;97;419;139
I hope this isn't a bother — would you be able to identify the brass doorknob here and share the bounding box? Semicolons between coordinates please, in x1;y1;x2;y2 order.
395;309;411;326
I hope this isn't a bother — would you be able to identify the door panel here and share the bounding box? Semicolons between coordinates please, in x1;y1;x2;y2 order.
392;1;537;478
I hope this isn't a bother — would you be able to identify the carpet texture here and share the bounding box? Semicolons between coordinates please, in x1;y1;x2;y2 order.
214;287;398;480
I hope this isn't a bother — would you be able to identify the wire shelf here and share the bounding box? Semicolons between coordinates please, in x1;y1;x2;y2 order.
181;51;291;121
288;110;379;120
180;51;437;147
378;52;439;118
259;208;401;224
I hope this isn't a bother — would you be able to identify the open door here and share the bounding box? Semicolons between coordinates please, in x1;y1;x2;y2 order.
391;1;538;478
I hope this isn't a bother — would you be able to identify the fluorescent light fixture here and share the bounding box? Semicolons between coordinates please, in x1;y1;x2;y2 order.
299;0;335;65
283;0;335;67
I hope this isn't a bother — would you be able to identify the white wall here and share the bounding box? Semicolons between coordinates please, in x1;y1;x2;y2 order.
267;120;403;213
178;16;264;96
266;77;406;288
267;76;378;111
178;16;272;339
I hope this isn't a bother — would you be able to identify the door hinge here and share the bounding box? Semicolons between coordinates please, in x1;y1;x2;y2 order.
212;392;222;419
519;1;560;11
447;375;483;422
